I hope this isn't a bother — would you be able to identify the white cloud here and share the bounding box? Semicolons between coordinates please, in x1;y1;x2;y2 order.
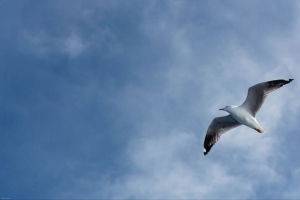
99;132;254;199
63;33;86;58
19;9;124;59
21;30;88;58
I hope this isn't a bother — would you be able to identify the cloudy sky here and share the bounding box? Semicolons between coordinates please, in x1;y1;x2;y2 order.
1;0;300;198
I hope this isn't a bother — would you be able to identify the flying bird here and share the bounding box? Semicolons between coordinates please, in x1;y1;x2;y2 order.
203;79;293;155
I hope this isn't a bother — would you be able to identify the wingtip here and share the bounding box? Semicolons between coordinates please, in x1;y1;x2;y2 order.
284;79;293;83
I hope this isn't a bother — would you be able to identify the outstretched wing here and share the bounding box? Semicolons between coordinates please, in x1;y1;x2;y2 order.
240;79;293;117
203;115;241;155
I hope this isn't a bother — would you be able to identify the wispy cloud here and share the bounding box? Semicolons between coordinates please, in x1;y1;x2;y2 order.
63;33;86;58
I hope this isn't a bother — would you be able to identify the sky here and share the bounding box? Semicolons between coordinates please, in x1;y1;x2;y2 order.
1;0;300;199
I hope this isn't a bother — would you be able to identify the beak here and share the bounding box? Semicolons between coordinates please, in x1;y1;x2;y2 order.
219;108;224;111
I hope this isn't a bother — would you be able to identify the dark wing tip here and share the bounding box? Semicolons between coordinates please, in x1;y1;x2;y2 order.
284;79;293;85
203;147;208;155
267;79;294;87
203;143;214;156
203;145;213;156
203;148;208;156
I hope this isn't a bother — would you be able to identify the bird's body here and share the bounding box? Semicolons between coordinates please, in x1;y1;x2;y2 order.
203;79;293;155
224;106;264;133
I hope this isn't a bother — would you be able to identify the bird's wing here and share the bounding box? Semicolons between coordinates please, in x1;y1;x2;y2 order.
203;115;241;155
240;79;293;117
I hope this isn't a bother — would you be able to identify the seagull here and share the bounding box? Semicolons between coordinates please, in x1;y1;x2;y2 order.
203;79;294;155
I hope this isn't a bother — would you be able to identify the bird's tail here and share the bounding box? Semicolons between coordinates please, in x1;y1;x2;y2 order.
260;124;265;133
255;125;264;133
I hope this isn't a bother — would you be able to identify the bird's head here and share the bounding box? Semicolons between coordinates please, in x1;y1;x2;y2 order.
219;105;234;113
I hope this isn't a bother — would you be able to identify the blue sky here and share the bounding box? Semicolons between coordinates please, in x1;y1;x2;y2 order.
1;0;300;198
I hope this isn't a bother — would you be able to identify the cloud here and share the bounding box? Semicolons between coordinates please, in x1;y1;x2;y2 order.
104;132;255;199
20;30;87;58
18;2;125;59
63;33;86;58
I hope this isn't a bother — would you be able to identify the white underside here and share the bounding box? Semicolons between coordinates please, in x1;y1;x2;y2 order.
230;107;264;132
